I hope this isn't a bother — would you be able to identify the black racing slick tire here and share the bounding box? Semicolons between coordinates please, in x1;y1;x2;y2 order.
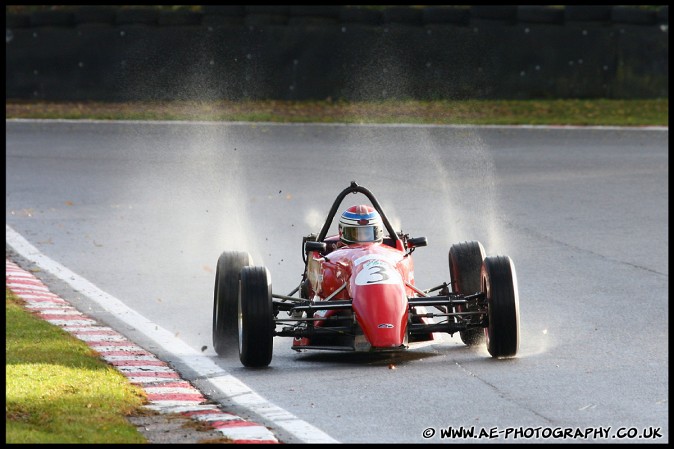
449;241;486;346
482;256;520;358
238;266;274;368
213;251;252;356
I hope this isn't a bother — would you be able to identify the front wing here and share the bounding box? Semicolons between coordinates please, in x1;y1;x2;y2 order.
271;290;487;350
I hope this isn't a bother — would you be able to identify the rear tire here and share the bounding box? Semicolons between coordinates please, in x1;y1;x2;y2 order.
482;256;520;358
213;251;252;356
448;241;486;346
238;266;274;367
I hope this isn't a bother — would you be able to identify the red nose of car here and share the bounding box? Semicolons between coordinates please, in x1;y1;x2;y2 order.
351;281;408;349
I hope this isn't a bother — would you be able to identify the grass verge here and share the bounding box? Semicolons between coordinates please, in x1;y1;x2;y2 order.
5;288;148;444
5;98;668;126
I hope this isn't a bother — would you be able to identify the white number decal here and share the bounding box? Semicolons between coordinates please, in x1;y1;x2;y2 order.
355;260;401;286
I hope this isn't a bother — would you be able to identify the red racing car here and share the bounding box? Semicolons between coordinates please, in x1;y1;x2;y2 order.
213;181;520;367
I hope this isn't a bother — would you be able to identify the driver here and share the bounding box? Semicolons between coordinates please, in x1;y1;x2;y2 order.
338;205;384;244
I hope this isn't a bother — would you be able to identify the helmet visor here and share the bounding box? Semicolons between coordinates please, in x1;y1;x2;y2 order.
342;226;378;243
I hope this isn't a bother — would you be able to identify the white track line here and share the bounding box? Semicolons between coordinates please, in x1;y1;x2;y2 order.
6;117;668;131
6;224;339;444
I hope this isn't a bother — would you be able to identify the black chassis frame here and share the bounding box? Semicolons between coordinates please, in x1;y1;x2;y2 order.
269;181;489;345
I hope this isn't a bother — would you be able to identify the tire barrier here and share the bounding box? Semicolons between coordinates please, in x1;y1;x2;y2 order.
5;5;668;101
115;8;159;25
422;7;470;25
471;5;518;23
564;5;612;22
611;6;657;25
516;6;565;24
73;6;117;25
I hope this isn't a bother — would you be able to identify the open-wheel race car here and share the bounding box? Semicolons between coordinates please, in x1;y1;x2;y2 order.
212;181;520;367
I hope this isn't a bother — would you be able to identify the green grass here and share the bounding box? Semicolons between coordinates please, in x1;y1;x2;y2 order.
5;98;667;126
5;289;149;444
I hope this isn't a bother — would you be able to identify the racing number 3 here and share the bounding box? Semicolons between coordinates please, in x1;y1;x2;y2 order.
366;265;390;284
355;260;400;286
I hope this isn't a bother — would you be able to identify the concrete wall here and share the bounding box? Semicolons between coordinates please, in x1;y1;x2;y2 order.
5;5;669;101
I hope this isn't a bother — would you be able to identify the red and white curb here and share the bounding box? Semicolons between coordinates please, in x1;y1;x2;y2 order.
6;259;279;444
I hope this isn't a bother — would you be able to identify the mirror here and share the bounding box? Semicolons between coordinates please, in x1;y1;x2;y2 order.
305;241;327;255
407;237;427;248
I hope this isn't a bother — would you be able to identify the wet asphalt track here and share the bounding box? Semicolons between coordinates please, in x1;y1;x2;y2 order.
5;120;668;444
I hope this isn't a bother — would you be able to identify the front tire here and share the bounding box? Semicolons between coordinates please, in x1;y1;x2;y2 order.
482;256;520;358
449;241;486;346
213;251;252;356
238;266;274;367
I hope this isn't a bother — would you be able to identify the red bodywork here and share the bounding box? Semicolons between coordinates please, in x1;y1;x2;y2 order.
213;182;517;368
294;236;418;351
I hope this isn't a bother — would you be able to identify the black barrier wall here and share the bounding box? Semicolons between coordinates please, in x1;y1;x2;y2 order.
5;5;669;101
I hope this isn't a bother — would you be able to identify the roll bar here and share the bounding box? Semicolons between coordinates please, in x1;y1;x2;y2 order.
316;181;400;243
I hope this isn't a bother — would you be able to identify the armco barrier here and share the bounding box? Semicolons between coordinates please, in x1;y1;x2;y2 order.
5;5;668;101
